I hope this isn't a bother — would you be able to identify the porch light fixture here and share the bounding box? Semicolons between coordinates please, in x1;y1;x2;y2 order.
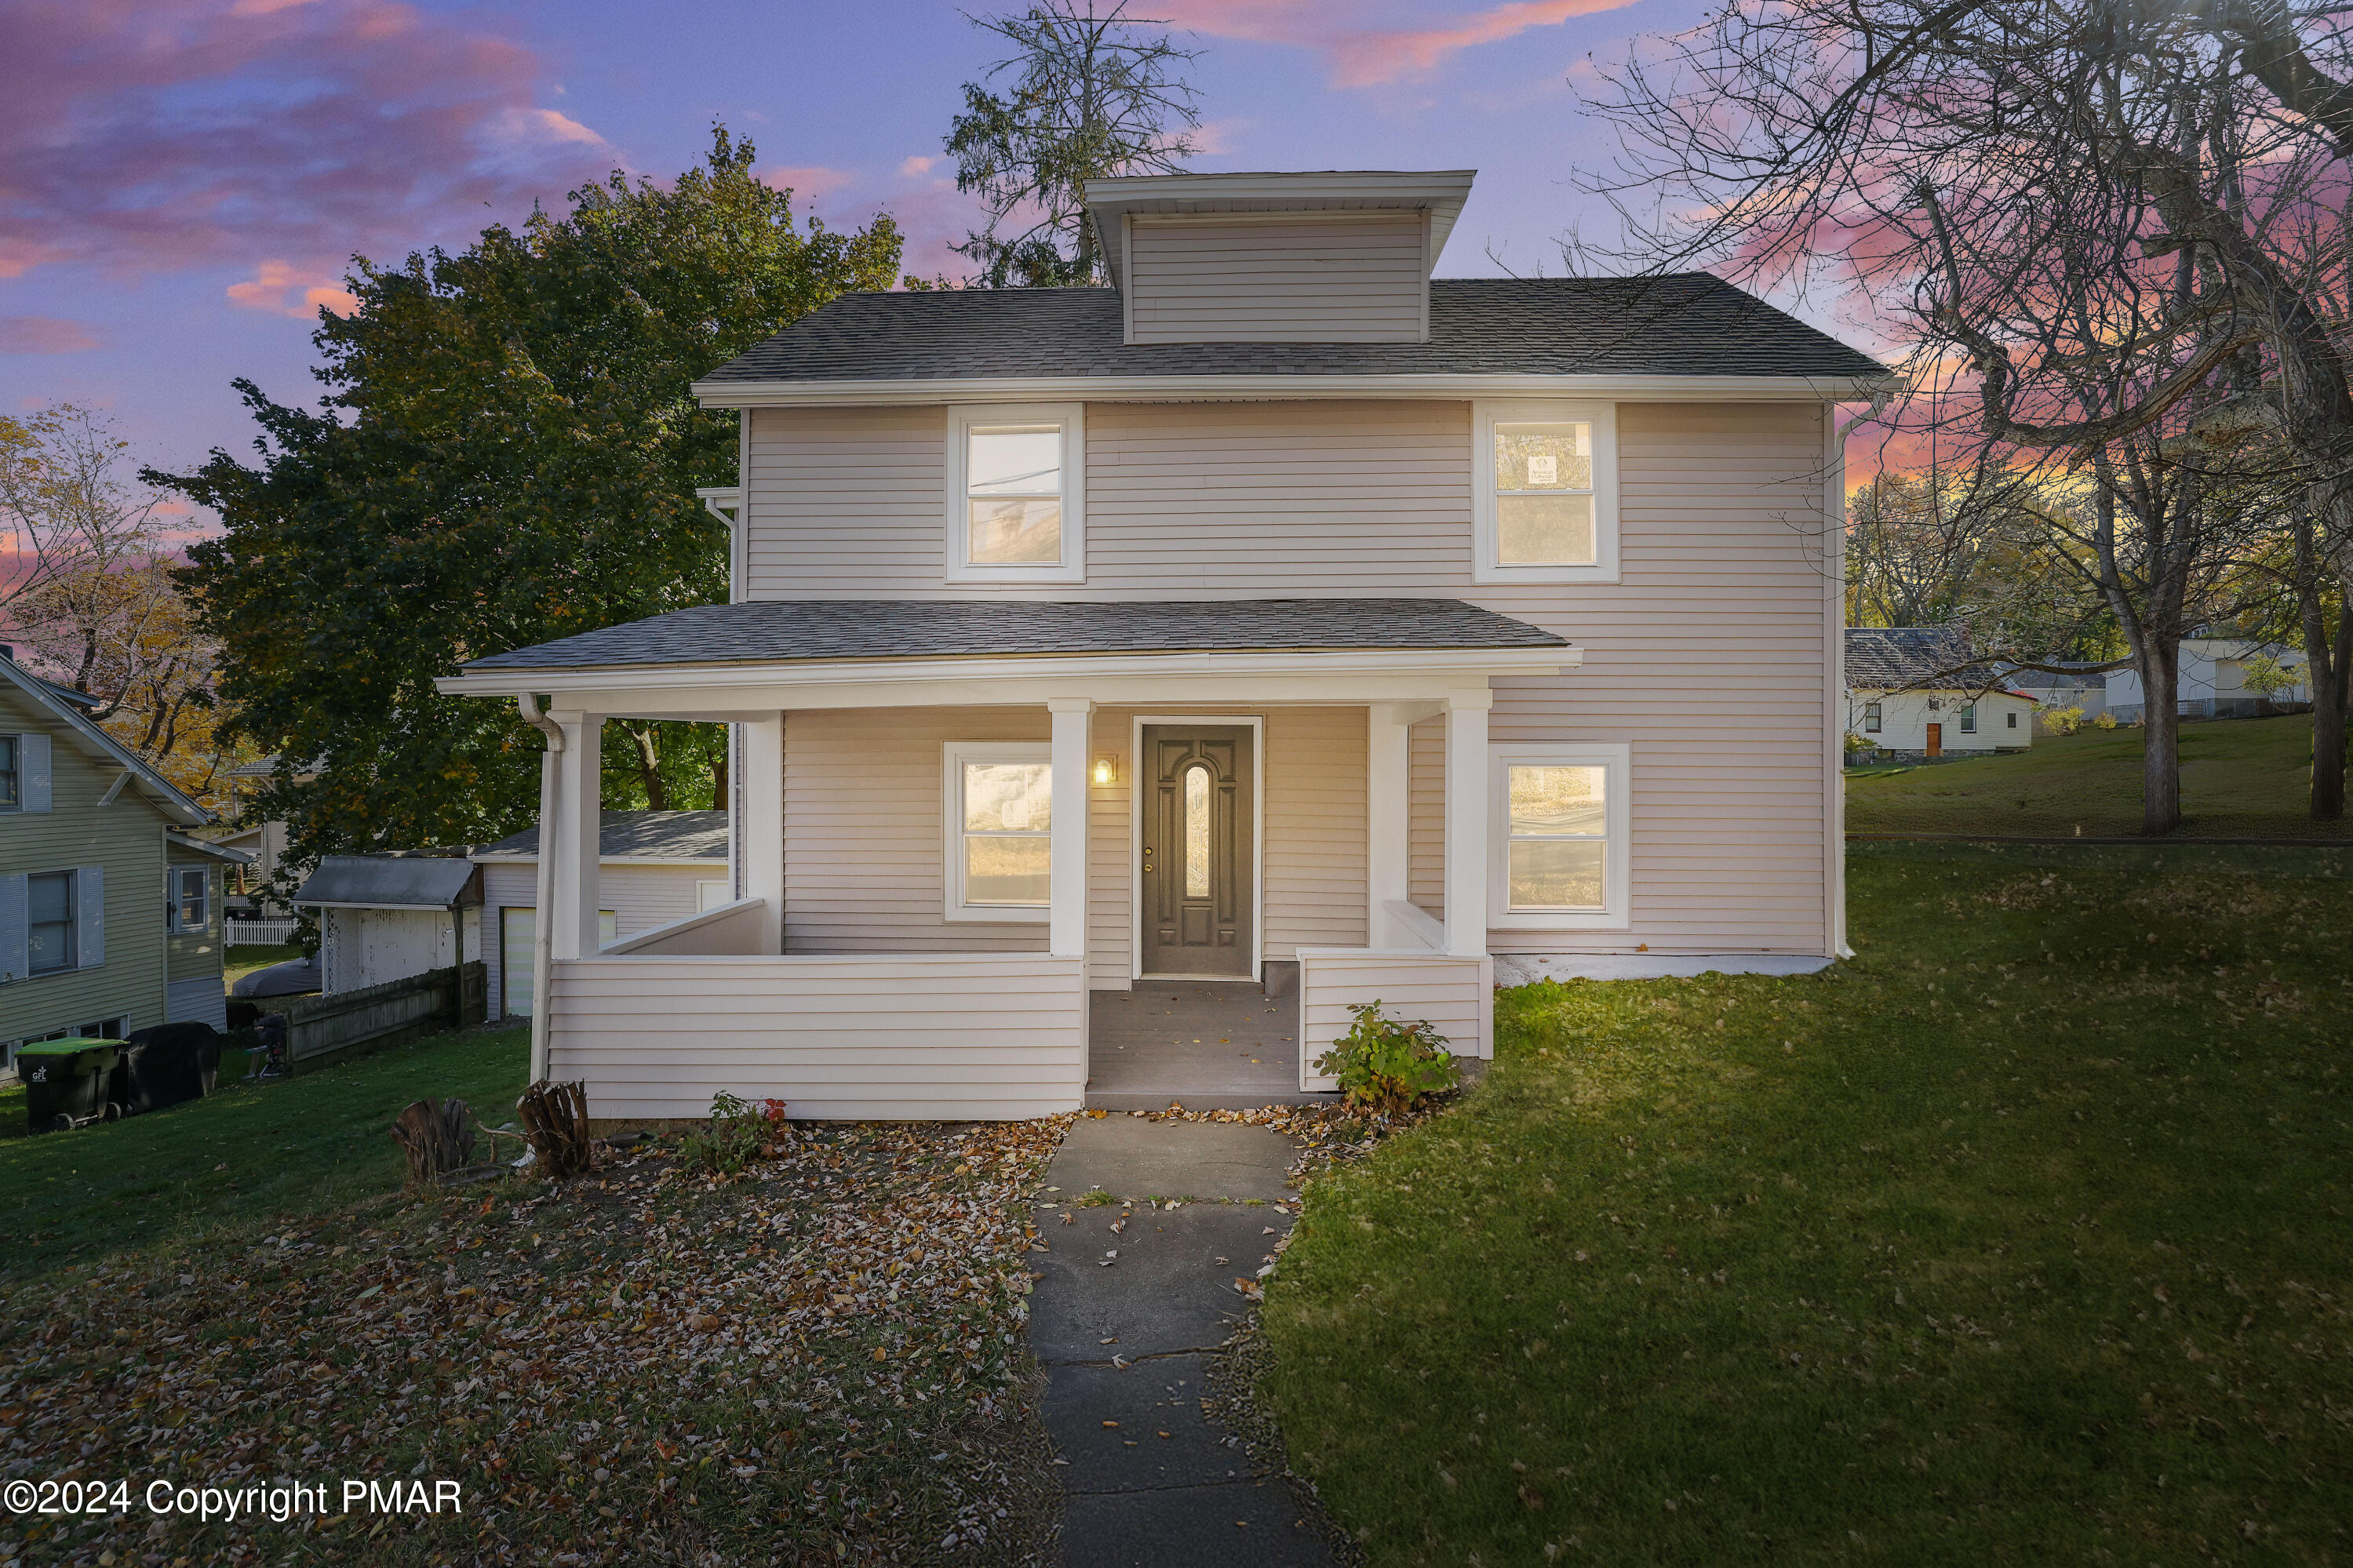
1093;755;1116;786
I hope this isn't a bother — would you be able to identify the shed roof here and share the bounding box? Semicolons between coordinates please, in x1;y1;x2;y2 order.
461;598;1568;675
1845;626;2006;690
694;275;1889;389
477;809;728;863
292;856;479;910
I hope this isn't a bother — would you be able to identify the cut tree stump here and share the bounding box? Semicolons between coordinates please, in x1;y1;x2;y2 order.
516;1079;594;1179
390;1097;476;1187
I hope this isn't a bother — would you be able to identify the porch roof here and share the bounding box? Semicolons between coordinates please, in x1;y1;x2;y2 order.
459;598;1568;675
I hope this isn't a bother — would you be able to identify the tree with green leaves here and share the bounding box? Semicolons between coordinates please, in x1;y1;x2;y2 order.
946;0;1201;286
160;129;900;874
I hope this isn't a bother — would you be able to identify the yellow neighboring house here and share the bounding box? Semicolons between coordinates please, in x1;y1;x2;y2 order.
0;650;250;1067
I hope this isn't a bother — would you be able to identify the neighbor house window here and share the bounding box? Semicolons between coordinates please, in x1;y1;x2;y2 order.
1488;744;1631;929
1473;401;1618;583
2007;711;2019;730
168;867;209;933
946;404;1085;583
0;736;16;810
27;871;75;974
1863;702;1882;733
1960;704;1978;733
944;742;1053;921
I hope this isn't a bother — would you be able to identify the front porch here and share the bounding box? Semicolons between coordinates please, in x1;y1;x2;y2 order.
437;598;1574;1121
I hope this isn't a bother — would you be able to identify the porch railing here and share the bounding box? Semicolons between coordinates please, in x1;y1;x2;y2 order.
1296;900;1493;1091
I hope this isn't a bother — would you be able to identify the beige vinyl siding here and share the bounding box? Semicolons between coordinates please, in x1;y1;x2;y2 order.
740;398;1838;959
1298;951;1492;1088
1124;214;1426;344
1407;715;1445;919
545;952;1086;1121
1260;706;1368;957
0;686;174;1042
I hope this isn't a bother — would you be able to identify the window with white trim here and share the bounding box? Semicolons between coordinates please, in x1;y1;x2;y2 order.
168;866;209;933
944;742;1052;921
1863;702;1882;733
1472;401;1619;583
1960;703;1978;733
1488;744;1630;929
945;404;1085;583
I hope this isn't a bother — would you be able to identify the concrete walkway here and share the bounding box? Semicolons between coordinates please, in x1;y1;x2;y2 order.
1029;1116;1335;1567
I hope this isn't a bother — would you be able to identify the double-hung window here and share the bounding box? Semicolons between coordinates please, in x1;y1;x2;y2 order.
944;743;1052;921
0;736;16;810
169;867;209;933
27;871;75;974
1473;401;1619;583
946;404;1085;583
1959;703;1978;734
1863;702;1882;734
1488;744;1630;929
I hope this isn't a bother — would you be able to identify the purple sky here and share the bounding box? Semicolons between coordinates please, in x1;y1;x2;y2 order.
2;0;1761;504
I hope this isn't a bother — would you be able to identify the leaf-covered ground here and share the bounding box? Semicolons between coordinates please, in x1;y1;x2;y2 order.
1256;845;2353;1563
2;1117;1069;1566
1846;712;2353;839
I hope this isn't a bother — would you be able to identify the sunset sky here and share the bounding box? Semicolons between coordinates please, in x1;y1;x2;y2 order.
0;0;1878;498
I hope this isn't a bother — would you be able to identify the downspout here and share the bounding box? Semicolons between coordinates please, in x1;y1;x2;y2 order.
517;693;563;1085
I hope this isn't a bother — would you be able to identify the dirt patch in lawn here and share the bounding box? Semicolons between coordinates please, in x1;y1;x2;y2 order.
2;1116;1073;1566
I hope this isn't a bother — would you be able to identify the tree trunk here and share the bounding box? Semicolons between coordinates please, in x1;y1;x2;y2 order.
625;724;668;810
2139;639;2183;835
710;734;730;812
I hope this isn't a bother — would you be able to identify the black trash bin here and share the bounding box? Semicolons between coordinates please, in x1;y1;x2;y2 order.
17;1039;123;1133
112;1023;222;1115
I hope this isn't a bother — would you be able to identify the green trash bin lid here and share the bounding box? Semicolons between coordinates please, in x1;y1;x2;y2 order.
16;1036;127;1055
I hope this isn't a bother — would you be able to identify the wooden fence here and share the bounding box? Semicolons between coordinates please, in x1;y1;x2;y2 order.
282;961;488;1068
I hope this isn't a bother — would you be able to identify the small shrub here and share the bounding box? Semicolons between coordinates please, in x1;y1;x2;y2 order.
2093;711;2119;730
2043;705;2084;737
1313;999;1459;1115
676;1091;789;1176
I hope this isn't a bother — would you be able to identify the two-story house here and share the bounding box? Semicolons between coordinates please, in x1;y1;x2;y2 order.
1;651;246;1064
437;168;1891;1122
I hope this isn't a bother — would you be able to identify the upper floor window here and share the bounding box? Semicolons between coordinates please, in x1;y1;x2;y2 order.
943;742;1053;921
0;735;16;810
1473;400;1619;584
945;404;1086;584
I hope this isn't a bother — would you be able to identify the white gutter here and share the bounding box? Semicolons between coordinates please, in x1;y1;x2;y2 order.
690;371;1899;410
516;693;564;1086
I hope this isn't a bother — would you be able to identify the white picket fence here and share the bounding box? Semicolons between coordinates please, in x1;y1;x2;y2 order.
224;917;299;946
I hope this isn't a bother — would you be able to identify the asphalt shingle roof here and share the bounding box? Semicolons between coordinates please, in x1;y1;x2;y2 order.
479;809;728;862
293;855;477;909
697;276;1889;385
462;598;1568;673
1846;626;2005;689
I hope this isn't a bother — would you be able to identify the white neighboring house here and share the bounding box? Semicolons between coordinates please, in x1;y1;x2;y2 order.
292;856;483;995
2003;668;2109;730
2106;638;2311;722
472;810;730;1020
1847;628;2037;759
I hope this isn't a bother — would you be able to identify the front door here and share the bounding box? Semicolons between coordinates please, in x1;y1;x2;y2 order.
1925;722;1943;757
1140;726;1253;977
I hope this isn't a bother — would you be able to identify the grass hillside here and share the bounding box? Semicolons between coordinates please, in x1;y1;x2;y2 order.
1846;713;2351;838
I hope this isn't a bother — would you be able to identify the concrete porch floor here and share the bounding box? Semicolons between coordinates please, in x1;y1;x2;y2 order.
1085;962;1341;1111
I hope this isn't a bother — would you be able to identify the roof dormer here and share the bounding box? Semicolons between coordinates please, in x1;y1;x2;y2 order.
1084;169;1474;346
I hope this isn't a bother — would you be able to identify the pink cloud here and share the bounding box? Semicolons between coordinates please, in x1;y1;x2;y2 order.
1160;0;1645;88
0;316;106;353
224;260;360;318
897;155;937;179
756;164;857;202
0;0;618;282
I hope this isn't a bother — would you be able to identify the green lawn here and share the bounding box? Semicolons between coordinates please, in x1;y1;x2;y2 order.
0;1023;528;1279
1259;843;2352;1563
1846;711;2352;838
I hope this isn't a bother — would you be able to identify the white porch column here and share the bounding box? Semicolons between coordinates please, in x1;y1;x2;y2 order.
1366;703;1412;944
548;710;602;961
739;713;785;952
1047;698;1093;960
1442;690;1492;958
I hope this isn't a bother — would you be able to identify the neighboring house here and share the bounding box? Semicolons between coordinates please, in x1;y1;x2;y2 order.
2002;667;2108;731
291;856;482;996
435;166;1894;1122
1847;628;2036;760
2106;638;2310;722
211;754;320;915
0;651;248;1064
473;809;730;1020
